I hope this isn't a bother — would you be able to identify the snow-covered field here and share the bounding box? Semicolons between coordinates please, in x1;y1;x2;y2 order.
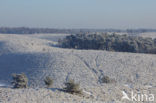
0;33;156;103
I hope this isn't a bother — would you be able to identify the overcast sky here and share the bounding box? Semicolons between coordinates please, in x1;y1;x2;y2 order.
0;0;156;29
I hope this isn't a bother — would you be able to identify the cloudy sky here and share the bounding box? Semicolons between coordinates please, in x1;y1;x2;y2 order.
0;0;156;29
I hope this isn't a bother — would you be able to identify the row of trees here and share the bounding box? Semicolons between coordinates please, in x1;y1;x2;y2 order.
0;27;156;34
59;33;156;54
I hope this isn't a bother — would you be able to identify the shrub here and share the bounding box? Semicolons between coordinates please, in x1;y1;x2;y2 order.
11;73;28;88
64;79;82;94
44;76;53;88
101;76;116;83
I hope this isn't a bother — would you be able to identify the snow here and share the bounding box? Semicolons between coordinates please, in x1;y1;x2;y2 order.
0;34;156;103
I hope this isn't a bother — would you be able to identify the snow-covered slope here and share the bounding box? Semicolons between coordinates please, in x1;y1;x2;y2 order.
0;34;156;88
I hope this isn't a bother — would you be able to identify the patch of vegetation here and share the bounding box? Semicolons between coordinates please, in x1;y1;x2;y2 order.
64;79;82;94
44;76;53;88
11;73;28;88
101;76;116;84
59;33;156;54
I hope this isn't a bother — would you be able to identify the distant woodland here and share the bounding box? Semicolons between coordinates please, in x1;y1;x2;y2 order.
59;33;156;54
0;27;156;34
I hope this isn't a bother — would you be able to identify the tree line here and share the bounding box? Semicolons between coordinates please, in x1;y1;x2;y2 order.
0;27;156;34
59;33;156;54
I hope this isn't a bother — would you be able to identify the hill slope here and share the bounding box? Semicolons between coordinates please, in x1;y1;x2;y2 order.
0;34;155;88
0;34;156;103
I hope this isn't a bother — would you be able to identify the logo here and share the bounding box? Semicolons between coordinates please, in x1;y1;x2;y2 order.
121;90;154;102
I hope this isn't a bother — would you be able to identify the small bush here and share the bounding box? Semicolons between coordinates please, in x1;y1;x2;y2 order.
44;76;53;88
101;76;111;83
12;73;28;88
64;79;82;94
101;76;116;83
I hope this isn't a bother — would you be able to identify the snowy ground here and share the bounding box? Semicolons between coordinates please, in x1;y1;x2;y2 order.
0;33;156;103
